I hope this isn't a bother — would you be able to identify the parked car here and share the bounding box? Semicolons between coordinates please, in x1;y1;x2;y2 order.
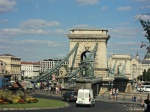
137;85;145;92
143;85;150;92
137;85;150;92
62;91;77;102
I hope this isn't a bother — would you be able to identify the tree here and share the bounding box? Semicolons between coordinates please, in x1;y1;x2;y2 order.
137;69;150;81
137;75;142;81
143;69;147;81
139;19;150;42
146;68;150;81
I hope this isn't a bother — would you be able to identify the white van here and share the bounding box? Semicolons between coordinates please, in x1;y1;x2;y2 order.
76;89;95;107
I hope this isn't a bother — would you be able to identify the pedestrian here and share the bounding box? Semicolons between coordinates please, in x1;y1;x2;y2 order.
143;99;150;112
115;88;119;100
109;89;112;99
133;95;136;102
59;85;62;94
112;88;115;99
55;86;59;94
46;82;50;90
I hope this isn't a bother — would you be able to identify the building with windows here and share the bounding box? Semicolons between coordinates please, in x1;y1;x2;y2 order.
21;62;40;79
0;54;21;80
40;58;68;73
0;60;6;78
108;52;150;81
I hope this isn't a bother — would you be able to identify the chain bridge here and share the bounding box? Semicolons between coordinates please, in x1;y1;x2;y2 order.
34;29;130;96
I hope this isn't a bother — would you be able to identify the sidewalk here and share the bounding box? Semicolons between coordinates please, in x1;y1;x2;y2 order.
96;92;145;111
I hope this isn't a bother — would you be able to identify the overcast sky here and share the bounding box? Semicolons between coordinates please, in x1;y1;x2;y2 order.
0;0;150;62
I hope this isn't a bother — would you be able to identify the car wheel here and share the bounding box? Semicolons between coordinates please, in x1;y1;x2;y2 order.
89;104;92;107
76;104;79;107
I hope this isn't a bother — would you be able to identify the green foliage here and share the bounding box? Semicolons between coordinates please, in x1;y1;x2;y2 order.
0;98;66;108
146;68;150;81
139;19;150;42
0;90;38;105
137;68;150;81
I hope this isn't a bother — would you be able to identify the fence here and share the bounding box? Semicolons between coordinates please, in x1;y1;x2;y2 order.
98;92;147;104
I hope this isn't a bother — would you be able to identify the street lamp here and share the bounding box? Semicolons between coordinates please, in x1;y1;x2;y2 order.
21;70;25;80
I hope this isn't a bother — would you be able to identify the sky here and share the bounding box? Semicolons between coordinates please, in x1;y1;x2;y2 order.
0;0;150;62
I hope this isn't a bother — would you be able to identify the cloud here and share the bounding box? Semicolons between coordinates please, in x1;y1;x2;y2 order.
135;14;150;21
107;41;142;56
0;28;48;37
34;3;39;9
76;0;99;6
0;19;8;23
0;39;63;53
71;24;90;28
0;38;68;61
0;0;16;13
140;5;150;9
0;28;67;38
108;27;140;38
100;6;108;10
117;6;132;11
18;39;63;47
20;19;62;29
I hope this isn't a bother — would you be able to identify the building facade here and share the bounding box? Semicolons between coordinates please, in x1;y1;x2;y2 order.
108;52;150;81
0;54;21;80
40;58;68;74
21;62;40;78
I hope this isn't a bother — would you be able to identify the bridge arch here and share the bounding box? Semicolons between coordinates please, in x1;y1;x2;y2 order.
67;29;110;77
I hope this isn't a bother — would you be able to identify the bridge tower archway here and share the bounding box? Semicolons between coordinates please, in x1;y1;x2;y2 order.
67;29;110;77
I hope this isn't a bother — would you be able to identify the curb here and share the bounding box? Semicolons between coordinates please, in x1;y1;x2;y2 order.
97;99;144;111
0;102;69;111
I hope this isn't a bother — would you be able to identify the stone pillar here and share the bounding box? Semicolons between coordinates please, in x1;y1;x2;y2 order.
67;29;110;77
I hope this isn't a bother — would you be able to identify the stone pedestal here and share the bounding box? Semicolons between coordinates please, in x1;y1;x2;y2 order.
125;83;132;93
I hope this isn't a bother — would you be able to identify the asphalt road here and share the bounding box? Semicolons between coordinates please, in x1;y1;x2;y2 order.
3;94;131;112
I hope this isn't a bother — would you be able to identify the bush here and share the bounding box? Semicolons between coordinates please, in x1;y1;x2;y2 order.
0;90;38;104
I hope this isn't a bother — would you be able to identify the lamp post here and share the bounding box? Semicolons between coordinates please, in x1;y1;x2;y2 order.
21;70;25;80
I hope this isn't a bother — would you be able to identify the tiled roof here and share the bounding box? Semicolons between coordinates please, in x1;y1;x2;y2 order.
21;61;40;65
142;59;150;64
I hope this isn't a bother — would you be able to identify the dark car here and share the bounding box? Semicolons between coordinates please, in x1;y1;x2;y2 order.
62;91;77;102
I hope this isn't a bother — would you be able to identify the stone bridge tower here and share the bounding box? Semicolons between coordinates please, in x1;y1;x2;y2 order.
67;29;110;77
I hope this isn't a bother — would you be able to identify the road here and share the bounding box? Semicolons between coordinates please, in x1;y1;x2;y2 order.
4;94;131;112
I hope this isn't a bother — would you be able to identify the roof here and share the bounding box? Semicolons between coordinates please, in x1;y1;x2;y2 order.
21;61;40;65
0;54;14;56
70;28;108;31
132;57;150;64
141;59;150;64
144;52;150;59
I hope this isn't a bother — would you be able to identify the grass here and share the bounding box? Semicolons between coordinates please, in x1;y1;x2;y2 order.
0;98;66;108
